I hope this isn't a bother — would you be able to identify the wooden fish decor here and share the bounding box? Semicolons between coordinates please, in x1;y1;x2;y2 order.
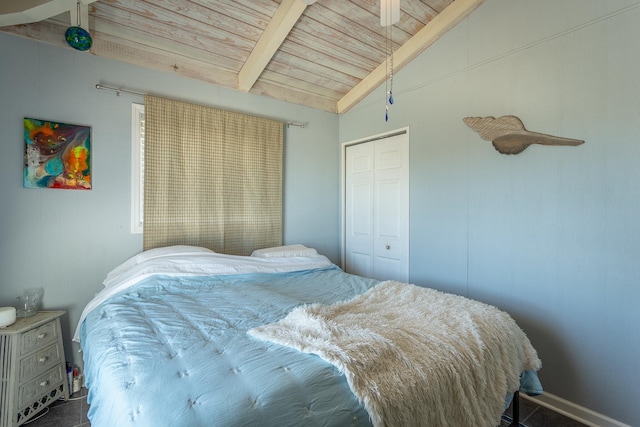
463;115;584;155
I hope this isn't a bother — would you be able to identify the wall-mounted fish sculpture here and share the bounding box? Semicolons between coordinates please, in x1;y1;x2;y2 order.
463;115;584;154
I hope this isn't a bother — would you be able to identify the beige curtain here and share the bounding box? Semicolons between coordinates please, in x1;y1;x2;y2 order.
143;95;283;255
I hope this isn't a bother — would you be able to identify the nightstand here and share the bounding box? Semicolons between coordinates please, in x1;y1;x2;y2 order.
0;311;69;427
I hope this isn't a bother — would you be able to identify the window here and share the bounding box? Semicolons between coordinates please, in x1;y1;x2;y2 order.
131;103;145;234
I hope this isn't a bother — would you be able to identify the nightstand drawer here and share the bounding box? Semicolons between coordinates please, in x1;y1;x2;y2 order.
19;342;64;383
20;320;58;356
18;364;65;408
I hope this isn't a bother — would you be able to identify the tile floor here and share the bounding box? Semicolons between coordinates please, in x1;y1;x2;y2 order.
500;396;589;427
24;388;587;427
23;387;90;427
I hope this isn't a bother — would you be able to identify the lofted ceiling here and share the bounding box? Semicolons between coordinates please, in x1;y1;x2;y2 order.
0;0;484;113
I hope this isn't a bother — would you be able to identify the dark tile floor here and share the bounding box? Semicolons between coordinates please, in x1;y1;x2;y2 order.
501;396;589;427
23;387;90;427
24;388;586;427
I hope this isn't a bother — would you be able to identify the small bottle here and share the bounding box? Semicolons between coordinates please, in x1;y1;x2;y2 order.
66;362;73;397
73;367;82;393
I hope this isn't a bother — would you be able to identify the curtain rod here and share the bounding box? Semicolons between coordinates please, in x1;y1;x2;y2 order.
95;83;144;97
95;83;306;129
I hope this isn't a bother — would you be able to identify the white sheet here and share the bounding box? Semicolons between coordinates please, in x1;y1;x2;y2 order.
251;244;318;258
73;250;334;342
103;245;215;286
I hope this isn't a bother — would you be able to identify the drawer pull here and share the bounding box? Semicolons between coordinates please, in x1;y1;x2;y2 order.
38;356;48;363
39;380;49;387
37;333;47;340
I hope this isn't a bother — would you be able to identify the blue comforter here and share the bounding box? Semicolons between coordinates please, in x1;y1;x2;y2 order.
81;267;378;427
79;248;541;427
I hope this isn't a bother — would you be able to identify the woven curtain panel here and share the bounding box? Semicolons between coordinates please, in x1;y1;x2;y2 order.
143;95;283;255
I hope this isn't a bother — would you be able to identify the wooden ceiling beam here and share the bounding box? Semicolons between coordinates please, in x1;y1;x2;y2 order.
0;0;97;27
237;0;314;92
336;0;484;114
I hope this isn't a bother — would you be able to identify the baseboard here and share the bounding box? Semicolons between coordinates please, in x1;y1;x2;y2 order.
522;392;631;427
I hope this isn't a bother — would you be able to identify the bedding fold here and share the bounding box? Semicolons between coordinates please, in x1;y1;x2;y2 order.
248;280;542;427
73;251;334;342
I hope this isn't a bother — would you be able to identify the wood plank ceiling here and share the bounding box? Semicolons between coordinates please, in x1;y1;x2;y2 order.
0;0;484;113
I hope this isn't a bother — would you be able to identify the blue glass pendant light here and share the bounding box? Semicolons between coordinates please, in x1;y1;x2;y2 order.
65;1;92;51
65;26;92;51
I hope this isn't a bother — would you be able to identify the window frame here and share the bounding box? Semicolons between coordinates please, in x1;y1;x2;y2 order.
131;103;145;234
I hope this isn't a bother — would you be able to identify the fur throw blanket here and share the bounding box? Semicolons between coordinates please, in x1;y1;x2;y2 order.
248;281;541;427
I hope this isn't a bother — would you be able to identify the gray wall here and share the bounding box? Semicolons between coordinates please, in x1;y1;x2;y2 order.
340;0;639;424
0;32;340;367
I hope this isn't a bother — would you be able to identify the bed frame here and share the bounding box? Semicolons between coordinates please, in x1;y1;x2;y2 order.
501;391;526;427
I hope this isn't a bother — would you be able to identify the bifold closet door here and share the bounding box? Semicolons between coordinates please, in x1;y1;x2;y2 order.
345;133;409;282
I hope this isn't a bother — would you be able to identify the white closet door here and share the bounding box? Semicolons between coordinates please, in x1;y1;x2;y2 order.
345;133;409;282
345;142;375;278
373;134;409;282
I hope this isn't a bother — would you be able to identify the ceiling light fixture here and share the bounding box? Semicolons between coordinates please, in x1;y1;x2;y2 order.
380;0;400;26
381;0;399;122
65;1;92;51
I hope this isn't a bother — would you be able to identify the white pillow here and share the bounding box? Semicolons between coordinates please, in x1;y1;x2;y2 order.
251;244;318;258
104;245;215;286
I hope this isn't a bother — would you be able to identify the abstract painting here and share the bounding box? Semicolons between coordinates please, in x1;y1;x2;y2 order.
24;118;91;189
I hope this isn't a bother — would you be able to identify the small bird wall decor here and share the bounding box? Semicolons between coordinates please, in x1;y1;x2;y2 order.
463;115;584;155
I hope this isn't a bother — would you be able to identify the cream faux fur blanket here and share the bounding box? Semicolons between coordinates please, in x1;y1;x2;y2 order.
248;281;541;427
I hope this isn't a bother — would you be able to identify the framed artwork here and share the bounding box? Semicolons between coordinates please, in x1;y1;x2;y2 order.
24;118;91;190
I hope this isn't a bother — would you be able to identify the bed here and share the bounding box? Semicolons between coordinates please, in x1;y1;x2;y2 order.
74;245;542;427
